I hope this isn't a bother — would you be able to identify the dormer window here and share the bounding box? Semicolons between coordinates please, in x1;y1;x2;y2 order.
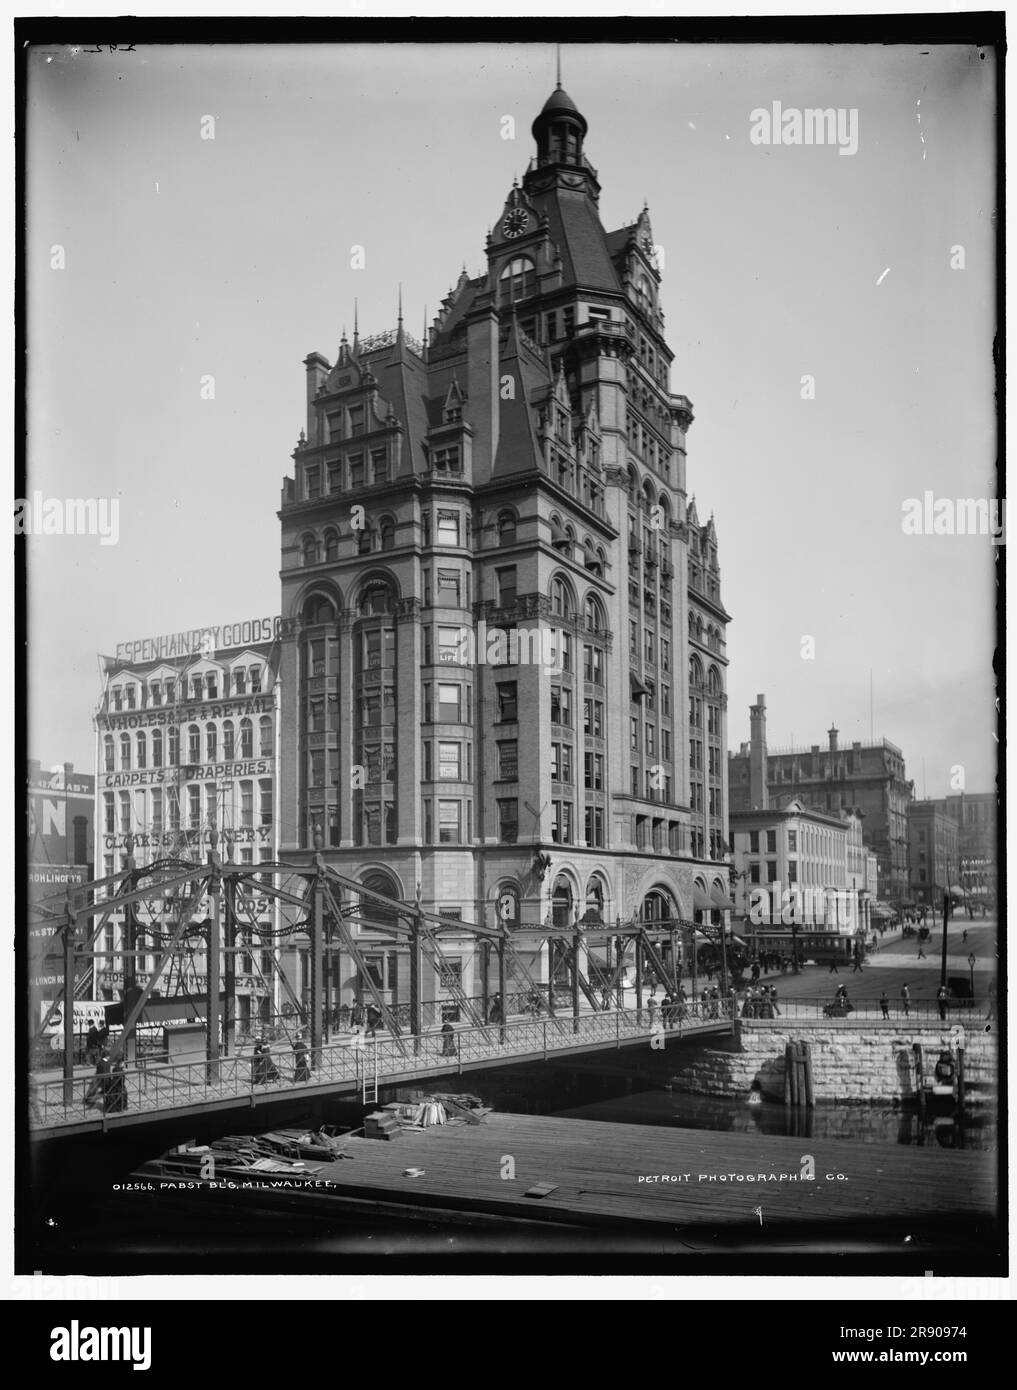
499;257;536;307
432;446;461;474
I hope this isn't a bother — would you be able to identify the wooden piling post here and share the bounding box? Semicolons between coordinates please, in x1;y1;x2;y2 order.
802;1040;815;1108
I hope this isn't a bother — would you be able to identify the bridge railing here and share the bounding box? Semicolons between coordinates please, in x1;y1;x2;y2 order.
735;996;982;1022
29;1004;734;1131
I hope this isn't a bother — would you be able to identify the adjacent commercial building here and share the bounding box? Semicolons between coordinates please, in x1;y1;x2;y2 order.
728;696;913;902
939;791;998;909
28;760;95;1026
907;798;961;911
275;80;732;1017
92;619;282;1032
729;798;869;960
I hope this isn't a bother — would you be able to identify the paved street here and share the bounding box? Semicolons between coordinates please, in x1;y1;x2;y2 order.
728;917;999;1009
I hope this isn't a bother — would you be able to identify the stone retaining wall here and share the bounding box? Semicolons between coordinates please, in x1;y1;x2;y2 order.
669;1019;998;1103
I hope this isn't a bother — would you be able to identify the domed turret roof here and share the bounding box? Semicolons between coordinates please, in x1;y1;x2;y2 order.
532;84;588;136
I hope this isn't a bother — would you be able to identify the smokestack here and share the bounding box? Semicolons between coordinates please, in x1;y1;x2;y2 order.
749;693;768;809
828;724;839;753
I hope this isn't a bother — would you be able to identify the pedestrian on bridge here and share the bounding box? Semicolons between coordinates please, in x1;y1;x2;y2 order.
937;984;949;1022
441;1020;457;1057
900;984;911;1018
293;1033;311;1083
880;991;890;1019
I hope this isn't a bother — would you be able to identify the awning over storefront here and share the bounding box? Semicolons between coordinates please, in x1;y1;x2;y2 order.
692;884;712;912
710;884;736;911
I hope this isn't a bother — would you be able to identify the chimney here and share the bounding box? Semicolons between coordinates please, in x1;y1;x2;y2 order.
749;693;768;809
828;724;839;753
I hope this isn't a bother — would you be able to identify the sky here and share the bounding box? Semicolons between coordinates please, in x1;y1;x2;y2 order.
24;39;999;799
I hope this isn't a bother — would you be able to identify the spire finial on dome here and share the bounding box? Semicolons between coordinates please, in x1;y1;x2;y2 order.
353;298;359;351
556;42;562;89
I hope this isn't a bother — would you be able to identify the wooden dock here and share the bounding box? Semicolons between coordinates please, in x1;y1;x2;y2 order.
163;1113;998;1242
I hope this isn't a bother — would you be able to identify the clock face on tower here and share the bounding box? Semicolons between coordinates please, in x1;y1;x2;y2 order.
502;208;530;239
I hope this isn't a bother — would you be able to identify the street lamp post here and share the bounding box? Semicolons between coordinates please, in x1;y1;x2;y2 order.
967;952;976;1001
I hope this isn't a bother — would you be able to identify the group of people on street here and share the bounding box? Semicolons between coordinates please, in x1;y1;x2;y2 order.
741;983;780;1018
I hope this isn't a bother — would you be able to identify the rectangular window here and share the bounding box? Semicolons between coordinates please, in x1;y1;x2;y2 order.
327;412;342;443
437;509;460;546
371;449;389;484
788;830;798;852
437;682;461;722
103;793;115;833
661;638;671;672
432;446;461;473
497;798;518;843
437;569;461;607
551;801;573;844
661;729;671;761
766;830;777;853
497;740;518;781
550;686;571;727
629;620;638;656
584;752;604;791
438;741;461;780
766;860;778;883
126;685;136;709
585;806;605;847
437;626;463;665
496;565;517;607
644;631;655;663
327;459;342;492
787;860;798;883
349;454;364;486
438;800;461;844
497;681;518;722
630;717;639;751
348;405;364;437
187;786;200;831
583;645;603;684
240;782;253;828
305;465;321;500
749;830;759;854
310;749;325;787
631;767;640;796
422;798;433;842
749;862;760;884
645;725;655;755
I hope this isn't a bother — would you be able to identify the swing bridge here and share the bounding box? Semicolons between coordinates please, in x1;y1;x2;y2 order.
27;850;735;1138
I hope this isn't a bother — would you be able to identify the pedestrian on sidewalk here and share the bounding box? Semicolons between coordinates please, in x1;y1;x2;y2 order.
852;954;864;974
828;958;840;974
936;984;949;1022
916;940;926;960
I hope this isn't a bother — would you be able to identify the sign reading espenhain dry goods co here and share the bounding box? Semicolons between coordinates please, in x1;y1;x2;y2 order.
113;615;281;664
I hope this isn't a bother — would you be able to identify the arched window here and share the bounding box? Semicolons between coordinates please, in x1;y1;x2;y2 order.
379;517;395;551
259;715;272;757
707;665;721;697
324;529;340;562
301;533;318;567
223;719;235;761
360;870;401;935
359;581;392;616
552;874;574;930
303;594;336;626
689;656;704;690
152;729;163;767
627;465;638;500
498;256;536;306
497;511;517;547
584;593;606;632
240;718;253;758
168;727;180;766
136;731;147;769
550;576;573;618
357;524;374;556
120;733;132;770
103;735;114;772
188;724;200;761
496;883;519;929
584;876;606;926
206;723;217;761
